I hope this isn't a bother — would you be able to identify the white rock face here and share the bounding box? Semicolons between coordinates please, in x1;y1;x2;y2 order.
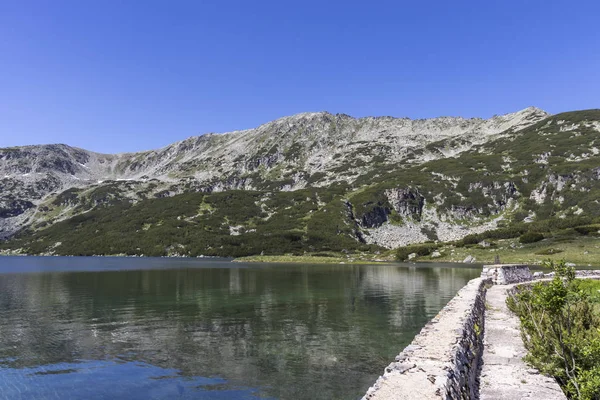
362;201;509;249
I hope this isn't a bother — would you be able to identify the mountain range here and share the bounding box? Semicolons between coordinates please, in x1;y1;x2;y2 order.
1;107;599;257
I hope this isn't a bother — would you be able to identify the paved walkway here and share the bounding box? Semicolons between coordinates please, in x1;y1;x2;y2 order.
479;285;566;399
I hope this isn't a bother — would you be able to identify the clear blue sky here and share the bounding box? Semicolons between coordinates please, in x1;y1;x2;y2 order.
1;0;599;153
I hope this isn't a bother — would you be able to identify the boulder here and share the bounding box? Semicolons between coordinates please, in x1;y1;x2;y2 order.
463;255;476;263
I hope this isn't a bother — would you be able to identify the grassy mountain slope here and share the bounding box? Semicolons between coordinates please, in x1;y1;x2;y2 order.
2;186;381;257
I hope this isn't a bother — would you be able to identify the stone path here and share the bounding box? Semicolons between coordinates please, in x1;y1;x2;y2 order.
479;285;566;400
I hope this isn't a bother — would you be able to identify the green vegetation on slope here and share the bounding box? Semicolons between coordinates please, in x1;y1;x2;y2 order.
400;236;600;266
393;213;600;264
351;110;600;225
1;188;381;257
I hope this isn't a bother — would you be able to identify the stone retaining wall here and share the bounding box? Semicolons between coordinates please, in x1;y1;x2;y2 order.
362;277;489;400
480;264;532;285
363;266;600;399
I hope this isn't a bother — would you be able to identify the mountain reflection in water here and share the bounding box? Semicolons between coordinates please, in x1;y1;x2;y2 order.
0;258;481;399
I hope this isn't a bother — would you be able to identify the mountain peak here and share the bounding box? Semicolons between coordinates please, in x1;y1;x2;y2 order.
509;106;550;118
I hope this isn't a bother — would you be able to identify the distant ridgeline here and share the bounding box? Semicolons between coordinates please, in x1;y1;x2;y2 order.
1;108;600;257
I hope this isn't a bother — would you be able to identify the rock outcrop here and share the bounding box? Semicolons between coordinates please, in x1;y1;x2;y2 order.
385;188;424;220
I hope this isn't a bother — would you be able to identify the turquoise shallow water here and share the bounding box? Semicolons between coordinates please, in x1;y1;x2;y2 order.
0;257;481;399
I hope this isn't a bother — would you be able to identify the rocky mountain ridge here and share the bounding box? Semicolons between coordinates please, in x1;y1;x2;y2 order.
4;107;600;257
2;108;542;236
2;107;547;175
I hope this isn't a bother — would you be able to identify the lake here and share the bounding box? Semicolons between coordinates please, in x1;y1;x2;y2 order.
0;257;481;399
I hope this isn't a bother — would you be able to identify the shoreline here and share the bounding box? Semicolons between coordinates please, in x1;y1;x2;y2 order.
0;252;597;268
0;252;385;264
232;255;390;264
0;252;465;266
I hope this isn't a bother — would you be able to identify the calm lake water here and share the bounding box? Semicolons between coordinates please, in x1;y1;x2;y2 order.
0;257;481;400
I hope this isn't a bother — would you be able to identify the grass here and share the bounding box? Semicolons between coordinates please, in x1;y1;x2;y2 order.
580;279;600;302
418;236;600;266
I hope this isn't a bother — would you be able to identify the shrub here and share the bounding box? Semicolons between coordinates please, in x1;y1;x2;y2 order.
420;226;439;241
461;234;481;246
458;226;526;247
395;243;439;261
311;252;337;257
519;232;544;244
529;216;595;233
485;226;528;240
574;224;600;236
507;260;600;399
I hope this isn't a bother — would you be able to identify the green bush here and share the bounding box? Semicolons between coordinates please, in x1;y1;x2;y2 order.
395;243;439;261
519;232;544;244
311;252;338;257
420;226;439;241
461;234;481;246
507;260;600;399
529;216;596;233
459;226;527;247
574;224;600;236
